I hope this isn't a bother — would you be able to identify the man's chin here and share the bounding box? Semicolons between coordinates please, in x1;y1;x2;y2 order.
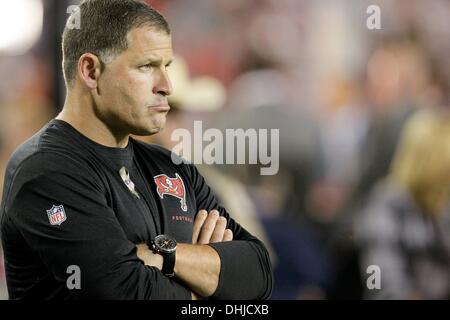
131;124;164;136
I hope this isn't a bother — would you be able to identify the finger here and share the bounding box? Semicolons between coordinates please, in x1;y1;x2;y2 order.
197;210;220;244
136;243;148;253
210;216;227;243
136;243;149;260
136;243;147;249
222;229;233;242
192;210;208;244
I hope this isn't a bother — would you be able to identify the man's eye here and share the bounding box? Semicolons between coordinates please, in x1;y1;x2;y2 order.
140;64;153;70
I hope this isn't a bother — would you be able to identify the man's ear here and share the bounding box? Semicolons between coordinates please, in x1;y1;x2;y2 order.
77;53;102;90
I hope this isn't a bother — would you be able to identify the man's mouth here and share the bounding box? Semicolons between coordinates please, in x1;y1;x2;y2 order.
149;103;170;112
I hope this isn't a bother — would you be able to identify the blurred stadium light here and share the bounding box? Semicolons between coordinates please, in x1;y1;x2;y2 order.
0;0;44;55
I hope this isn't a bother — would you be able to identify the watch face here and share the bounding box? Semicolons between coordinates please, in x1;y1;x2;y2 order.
154;235;177;253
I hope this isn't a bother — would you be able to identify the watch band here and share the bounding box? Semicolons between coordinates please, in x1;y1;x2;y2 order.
161;251;175;277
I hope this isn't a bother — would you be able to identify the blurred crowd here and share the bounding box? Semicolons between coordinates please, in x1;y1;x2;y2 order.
0;0;449;299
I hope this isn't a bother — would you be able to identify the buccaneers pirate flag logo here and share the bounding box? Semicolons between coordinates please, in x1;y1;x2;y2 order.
154;173;187;211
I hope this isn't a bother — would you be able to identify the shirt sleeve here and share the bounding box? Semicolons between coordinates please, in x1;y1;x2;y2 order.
185;163;273;300
7;152;191;300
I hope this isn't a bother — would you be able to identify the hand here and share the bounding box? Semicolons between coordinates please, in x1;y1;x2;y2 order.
192;209;233;244
136;243;163;270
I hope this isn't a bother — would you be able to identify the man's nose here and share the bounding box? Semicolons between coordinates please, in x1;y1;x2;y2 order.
153;68;173;97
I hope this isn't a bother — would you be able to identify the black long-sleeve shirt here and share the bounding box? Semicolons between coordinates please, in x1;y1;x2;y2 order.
0;119;273;300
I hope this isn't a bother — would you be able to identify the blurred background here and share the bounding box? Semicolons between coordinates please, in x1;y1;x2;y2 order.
0;0;449;299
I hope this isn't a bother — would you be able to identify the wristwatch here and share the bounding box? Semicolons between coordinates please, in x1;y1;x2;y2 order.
151;234;177;277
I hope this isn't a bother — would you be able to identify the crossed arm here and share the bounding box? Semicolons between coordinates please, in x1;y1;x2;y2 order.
7;154;272;300
136;209;233;299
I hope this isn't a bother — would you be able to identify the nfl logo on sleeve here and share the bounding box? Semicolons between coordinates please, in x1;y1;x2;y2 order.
46;205;67;226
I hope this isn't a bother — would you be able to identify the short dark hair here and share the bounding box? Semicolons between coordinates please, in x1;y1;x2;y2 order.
62;0;170;86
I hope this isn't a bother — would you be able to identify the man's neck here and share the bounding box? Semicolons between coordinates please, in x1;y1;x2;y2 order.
58;93;129;148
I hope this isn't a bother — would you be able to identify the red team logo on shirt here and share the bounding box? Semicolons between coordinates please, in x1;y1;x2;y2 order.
154;173;187;212
46;205;67;226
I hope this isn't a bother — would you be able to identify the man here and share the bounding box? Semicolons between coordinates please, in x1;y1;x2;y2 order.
0;0;272;300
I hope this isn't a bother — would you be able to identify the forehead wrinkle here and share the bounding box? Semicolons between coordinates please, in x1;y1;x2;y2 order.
135;51;173;66
127;36;172;63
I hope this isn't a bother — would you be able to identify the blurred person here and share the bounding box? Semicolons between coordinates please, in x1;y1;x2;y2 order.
0;0;272;300
309;76;370;300
250;171;333;300
327;37;446;300
356;39;433;199
317;77;368;189
356;109;450;299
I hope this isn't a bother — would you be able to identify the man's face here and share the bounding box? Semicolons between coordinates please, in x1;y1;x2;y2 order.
95;26;174;136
